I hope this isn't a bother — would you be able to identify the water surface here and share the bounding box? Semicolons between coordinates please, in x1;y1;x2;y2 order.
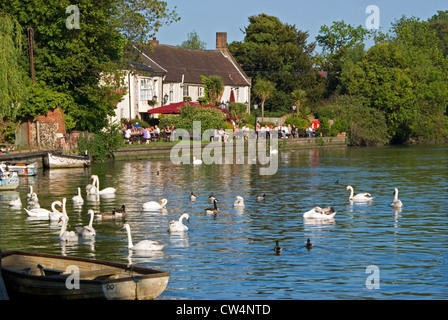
1;144;447;299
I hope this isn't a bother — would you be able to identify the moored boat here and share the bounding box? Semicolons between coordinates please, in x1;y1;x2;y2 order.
0;250;170;300
43;152;91;169
1;162;37;176
0;166;19;191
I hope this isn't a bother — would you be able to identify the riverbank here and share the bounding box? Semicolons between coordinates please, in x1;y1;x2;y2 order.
113;136;348;160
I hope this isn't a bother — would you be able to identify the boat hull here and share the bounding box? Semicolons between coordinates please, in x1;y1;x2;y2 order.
1;250;170;300
0;171;19;190
43;153;91;169
1;162;37;176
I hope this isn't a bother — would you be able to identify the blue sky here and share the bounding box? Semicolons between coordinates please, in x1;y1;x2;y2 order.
155;0;448;50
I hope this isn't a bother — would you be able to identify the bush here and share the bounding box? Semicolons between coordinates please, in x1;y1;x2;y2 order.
77;123;124;161
284;116;310;129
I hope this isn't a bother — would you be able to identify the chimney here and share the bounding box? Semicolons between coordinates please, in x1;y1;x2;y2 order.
216;32;227;51
148;36;159;46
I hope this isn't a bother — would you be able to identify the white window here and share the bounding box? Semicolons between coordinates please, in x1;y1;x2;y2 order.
139;78;153;101
198;86;204;98
183;85;189;97
169;84;174;102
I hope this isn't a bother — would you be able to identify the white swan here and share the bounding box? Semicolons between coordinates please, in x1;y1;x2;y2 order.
58;215;78;242
391;188;403;208
270;146;278;154
345;185;374;202
72;187;84;205
168;213;190;232
49;199;65;221
24;200;61;219
233;196;245;207
75;209;96;238
205;199;219;214
192;157;202;165
90;175;116;195
26;186;39;203
303;206;336;219
9;196;22;207
142;198;168;210
122;224;165;251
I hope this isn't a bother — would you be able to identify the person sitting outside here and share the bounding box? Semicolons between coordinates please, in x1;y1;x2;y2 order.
124;128;132;144
142;127;150;144
218;127;229;142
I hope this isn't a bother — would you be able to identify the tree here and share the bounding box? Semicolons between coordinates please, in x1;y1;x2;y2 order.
179;30;206;50
0;0;179;132
200;75;224;106
291;88;306;117
252;78;275;122
0;12;24;119
228;14;322;113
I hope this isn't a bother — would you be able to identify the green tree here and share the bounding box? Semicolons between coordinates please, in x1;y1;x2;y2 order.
200;75;224;106
179;30;206;50
228;14;323;113
291;88;306;117
252;78;275;122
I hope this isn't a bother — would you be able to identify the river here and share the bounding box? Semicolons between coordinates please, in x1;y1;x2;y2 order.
0;144;447;299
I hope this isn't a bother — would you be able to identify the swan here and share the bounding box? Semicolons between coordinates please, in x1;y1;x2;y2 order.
26;186;39;203
142;198;168;210
168;213;190;232
58;215;78;242
90;175;116;195
189;192;197;201
391;188;403;208
72;187;84;205
205;199;219;214
192;157;202;165
122;224;165;251
49;199;65;221
274;240;282;254
75;209;96;238
24;200;61;219
305;239;313;250
9;196;22;207
233;196;245;207
303;206;336;219
269;146;278;154
345;185;374;202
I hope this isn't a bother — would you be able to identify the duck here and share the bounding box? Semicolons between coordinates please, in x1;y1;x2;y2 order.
72;187;84;205
90;175;116;195
114;205;127;218
391;188;403;208
122;223;165;251
305;239;313;250
95;208;120;219
303;206;336;219
58;215;78;242
208;193;216;202
189;192;197;201
142;198;168;210
24;200;61;219
257;194;266;201
168;213;190;232
345;185;374;202
233;196;245;207
192;157;202;165
273;240;282;254
9;196;22;207
75;209;96;238
205;199;219;214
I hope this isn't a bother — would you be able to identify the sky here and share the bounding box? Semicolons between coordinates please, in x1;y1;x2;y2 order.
155;0;448;51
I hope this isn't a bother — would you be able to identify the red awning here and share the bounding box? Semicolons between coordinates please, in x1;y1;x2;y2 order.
147;101;226;114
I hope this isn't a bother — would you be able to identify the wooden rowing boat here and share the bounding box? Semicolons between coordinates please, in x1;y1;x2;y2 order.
0;250;170;300
1;162;37;176
0;166;19;191
43;152;91;169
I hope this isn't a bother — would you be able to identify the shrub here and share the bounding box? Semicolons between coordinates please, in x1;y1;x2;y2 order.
77;123;124;161
284;116;310;129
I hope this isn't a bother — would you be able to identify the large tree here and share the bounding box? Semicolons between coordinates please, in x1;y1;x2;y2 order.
228;14;323;114
0;0;179;132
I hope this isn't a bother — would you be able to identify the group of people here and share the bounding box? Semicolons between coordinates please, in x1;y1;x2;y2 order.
122;118;175;144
